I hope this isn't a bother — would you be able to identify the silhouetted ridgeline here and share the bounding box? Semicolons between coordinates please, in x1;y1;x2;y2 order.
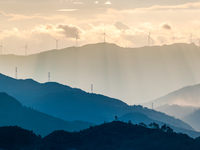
0;92;94;137
183;109;200;132
0;74;199;138
155;104;197;119
0;126;40;150
1;121;200;150
1;43;200;104
144;84;200;108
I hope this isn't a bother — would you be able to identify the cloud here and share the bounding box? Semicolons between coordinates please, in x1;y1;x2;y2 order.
0;11;67;21
136;2;200;11
57;24;82;38
157;36;168;44
161;22;172;30
0;11;36;21
74;2;83;4
114;21;130;30
105;1;111;5
57;9;77;12
31;23;82;39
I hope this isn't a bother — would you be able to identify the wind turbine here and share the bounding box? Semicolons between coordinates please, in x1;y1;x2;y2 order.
54;38;60;50
161;40;164;45
102;29;107;43
0;40;4;55
75;34;79;47
23;42;29;55
193;35;200;46
172;32;175;44
197;38;200;46
190;32;193;43
148;30;154;46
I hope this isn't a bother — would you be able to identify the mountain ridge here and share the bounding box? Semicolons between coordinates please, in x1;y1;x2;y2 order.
2;121;200;150
0;92;94;137
1;42;200;104
0;73;196;137
144;84;200;108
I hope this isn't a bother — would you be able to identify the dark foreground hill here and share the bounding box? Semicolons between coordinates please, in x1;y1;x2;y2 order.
0;92;93;137
1;121;200;150
0;126;41;150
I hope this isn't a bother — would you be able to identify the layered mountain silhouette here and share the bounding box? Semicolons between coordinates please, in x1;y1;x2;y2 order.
144;84;200;108
118;112;200;138
1;43;200;104
182;109;200;132
2;121;200;150
0;73;72;106
0;92;93;137
0;73;199;137
155;104;198;119
41;121;200;150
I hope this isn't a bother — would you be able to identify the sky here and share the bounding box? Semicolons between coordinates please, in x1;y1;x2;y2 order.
1;0;200;55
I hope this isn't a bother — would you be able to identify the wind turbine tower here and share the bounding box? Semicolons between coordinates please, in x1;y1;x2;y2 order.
75;35;78;47
194;36;200;46
172;33;175;44
23;42;29;55
48;72;50;82
15;67;18;79
148;30;154;46
197;38;200;46
102;29;107;43
161;40;164;45
91;84;93;93
190;32;193;43
0;41;4;55
54;38;60;50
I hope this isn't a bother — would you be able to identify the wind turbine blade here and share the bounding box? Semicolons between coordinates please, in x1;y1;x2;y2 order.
149;30;151;36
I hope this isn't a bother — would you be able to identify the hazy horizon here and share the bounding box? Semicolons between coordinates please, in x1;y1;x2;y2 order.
1;0;200;106
1;0;200;55
1;1;200;148
1;42;200;106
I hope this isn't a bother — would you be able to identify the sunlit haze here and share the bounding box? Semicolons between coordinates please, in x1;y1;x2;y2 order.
0;0;200;55
1;0;200;106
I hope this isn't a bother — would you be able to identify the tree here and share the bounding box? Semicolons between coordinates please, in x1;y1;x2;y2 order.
148;122;159;129
161;124;167;132
161;124;173;133
115;116;118;121
139;122;147;128
166;126;173;133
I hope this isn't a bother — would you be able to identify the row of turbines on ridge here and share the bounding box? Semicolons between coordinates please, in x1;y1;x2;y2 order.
0;30;200;55
147;30;200;46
